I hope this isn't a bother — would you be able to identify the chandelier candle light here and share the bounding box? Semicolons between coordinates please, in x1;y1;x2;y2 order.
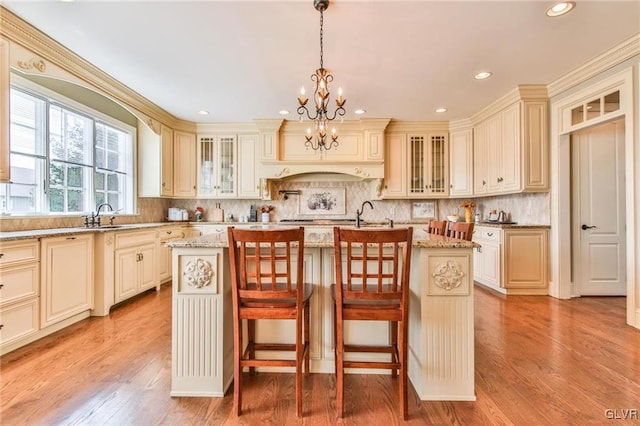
297;0;346;151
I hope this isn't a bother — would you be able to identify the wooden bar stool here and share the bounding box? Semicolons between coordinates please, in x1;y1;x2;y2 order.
426;219;448;235
446;221;474;241
227;227;313;417
332;226;413;420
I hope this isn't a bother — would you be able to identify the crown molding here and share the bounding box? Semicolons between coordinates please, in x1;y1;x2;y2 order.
0;6;193;132
547;33;640;98
448;119;473;132
386;120;450;133
471;85;548;125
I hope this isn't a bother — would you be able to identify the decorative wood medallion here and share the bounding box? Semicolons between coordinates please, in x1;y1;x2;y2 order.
183;258;214;288
432;260;465;291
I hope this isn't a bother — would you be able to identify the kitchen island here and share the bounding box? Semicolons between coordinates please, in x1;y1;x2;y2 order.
167;226;477;402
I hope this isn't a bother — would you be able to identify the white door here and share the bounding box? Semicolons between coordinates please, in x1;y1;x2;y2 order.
572;120;626;295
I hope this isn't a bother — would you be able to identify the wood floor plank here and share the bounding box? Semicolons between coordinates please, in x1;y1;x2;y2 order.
1;283;639;425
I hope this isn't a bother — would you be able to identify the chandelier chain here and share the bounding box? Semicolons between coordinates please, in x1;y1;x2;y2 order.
319;9;324;70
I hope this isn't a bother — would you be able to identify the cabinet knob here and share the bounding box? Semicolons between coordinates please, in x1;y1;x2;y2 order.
0;284;4;289
193;186;196;189
162;182;166;187
0;325;3;330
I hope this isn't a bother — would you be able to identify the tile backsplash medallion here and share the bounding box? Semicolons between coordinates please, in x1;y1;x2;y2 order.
0;180;550;232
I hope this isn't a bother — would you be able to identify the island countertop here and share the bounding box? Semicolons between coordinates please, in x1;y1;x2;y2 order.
166;226;479;249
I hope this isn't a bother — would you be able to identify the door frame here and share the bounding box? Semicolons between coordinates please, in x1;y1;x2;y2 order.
550;67;637;328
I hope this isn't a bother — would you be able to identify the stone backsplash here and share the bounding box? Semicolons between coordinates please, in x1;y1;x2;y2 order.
0;181;550;232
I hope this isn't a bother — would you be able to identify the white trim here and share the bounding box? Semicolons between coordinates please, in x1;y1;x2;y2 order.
548;34;640;98
550;67;638;328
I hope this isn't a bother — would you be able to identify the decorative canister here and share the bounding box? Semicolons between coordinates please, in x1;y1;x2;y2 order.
261;212;270;223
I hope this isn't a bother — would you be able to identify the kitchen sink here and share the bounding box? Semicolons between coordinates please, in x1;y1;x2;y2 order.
98;224;126;229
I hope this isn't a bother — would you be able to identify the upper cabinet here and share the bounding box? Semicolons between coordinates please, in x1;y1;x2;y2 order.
472;86;548;196
382;129;449;199
197;134;238;198
449;124;474;197
138;122;174;198
160;125;174;196
0;36;10;183
196;125;263;200
173;131;197;198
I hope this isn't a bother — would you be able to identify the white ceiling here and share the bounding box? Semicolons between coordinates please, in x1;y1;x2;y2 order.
3;1;639;124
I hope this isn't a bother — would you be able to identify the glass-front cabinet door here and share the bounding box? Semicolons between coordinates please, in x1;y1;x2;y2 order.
197;135;237;198
408;133;449;198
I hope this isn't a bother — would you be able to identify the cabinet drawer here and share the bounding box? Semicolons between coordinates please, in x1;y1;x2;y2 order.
0;263;39;306
0;240;39;266
115;230;156;249
159;227;186;242
474;227;502;242
0;298;39;346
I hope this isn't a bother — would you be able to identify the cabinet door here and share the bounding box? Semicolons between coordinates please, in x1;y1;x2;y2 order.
473;246;483;279
427;134;448;196
237;134;261;198
481;241;501;288
0;36;9;183
503;230;548;289
449;129;473;197
473;122;488;195
408;134;427;196
173;131;196;198
501;102;521;192
114;247;139;303
40;235;93;328
217;135;237;197
383;133;407;197
138;244;157;292
486;114;502;193
161;125;174;196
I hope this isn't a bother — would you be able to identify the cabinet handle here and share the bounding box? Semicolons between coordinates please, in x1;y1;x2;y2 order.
476;247;482;253
0;253;3;258
193;185;196;189
482;180;486;186
487;232;493;237
167;231;173;235
66;236;76;240
0;284;4;290
162;182;166;187
140;253;144;261
0;325;3;330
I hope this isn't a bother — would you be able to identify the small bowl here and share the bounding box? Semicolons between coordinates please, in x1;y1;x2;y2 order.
446;215;459;222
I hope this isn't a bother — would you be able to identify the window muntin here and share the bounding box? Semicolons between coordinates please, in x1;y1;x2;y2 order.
1;81;134;216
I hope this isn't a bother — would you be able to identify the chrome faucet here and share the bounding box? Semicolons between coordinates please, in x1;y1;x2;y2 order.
355;201;374;228
83;203;116;228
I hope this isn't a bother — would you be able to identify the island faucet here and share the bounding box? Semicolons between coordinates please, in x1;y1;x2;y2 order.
355;201;374;228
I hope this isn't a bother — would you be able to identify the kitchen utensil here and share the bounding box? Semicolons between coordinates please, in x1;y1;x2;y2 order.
497;211;507;223
208;203;224;222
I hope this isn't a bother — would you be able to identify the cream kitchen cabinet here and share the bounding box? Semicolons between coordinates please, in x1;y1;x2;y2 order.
40;234;93;328
173;131;197;198
383;132;448;198
449;127;474;197
0;36;10;183
197;134;238;198
237;134;262;199
472;226;502;291
473;93;548;196
138;122;174;197
0;239;39;353
158;225;187;283
114;231;157;303
503;229;548;292
473;225;548;295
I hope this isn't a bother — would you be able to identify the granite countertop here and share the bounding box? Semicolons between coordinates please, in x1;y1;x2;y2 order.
166;230;479;250
0;220;549;243
0;222;178;242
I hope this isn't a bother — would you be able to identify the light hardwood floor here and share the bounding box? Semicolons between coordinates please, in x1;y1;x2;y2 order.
1;284;639;425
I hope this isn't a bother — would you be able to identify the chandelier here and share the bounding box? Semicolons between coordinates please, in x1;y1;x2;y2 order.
297;0;346;151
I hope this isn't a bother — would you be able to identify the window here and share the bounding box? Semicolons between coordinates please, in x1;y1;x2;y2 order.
1;79;134;216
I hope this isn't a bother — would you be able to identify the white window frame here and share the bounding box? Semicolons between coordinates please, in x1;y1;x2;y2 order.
3;75;137;217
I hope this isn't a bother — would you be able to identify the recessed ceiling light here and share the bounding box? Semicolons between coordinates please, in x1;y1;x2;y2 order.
198;110;209;116
354;109;366;115
546;2;575;17
474;71;493;80
279;110;290;115
435;107;448;113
